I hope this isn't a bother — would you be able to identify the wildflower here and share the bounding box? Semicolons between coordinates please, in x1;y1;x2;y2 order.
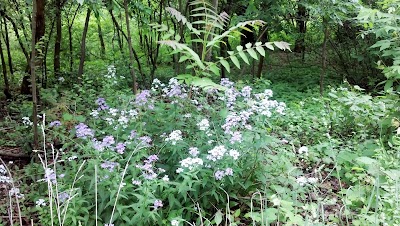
197;119;210;131
183;113;192;118
307;177;318;184
96;97;109;110
102;136;115;147
0;175;11;183
145;155;159;164
298;146;308;155
176;168;184;173
68;155;77;161
214;170;225;180
0;165;6;174
138;136;152;146
229;149;240;160
189;147;199;157
49;120;61;127
296;176;308;186
180;157;203;170
22;117;33;126
115;142;126;154
132;180;142;185
171;219;180;226
45;168;57;184
90;110;99;118
229;131;242;144
129;130;137;139
166;78;186;99
162;175;170;181
135;90;151;106
220;78;234;88
9;188;24;199
100;161;119;172
153;199;163;210
206;145;227;161
222;112;242;134
225;168;233;176
58;192;70;203
108;108;118;116
36;199;46;207
75;123;94;138
151;78;164;91
241;86;252;100
165;130;183;145
225;88;239;109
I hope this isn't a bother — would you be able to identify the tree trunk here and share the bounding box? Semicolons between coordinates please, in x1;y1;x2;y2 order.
67;5;80;72
1;12;29;65
256;26;269;79
320;20;329;96
0;24;11;99
3;18;13;76
109;9;144;81
77;8;91;81
294;2;307;60
54;0;62;78
31;0;39;151
124;0;138;94
97;20;106;57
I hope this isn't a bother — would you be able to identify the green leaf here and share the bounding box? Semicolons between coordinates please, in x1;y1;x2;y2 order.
274;41;291;51
214;210;223;225
256;46;265;56
209;64;220;76
63;113;73;121
247;48;258;60
265;42;274;50
239;51;250;64
230;55;241;69
220;59;230;73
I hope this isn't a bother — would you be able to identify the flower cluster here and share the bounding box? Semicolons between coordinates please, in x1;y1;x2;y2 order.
136;155;162;180
214;168;233;180
0;164;11;184
75;123;94;139
206;145;227;161
135;90;151;106
296;176;318;186
165;130;183;145
180;157;204;170
100;161;119;172
96;97;109;111
49;120;62;127
22;116;33;126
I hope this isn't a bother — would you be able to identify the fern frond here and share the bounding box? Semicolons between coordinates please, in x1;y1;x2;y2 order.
158;40;205;69
166;7;188;24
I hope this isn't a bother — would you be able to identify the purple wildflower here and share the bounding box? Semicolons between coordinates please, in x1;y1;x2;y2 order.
214;170;225;180
75;123;94;138
138;136;152;146
220;78;234;88
102;136;115;147
145;155;159;164
129;130;137;139
230;131;242;144
225;168;233;176
241;86;252;100
153;199;163;210
49;120;62;127
100;161;119;172
58;192;70;203
115;142;126;154
96;97;109;110
135;90;151;106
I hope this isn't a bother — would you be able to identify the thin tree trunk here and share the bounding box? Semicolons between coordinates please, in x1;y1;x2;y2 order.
0;24;11;99
124;0;137;94
43;19;55;88
77;8;91;81
256;26;269;79
294;2;307;61
109;9;144;80
31;0;39;152
3;18;13;75
54;0;62;77
1;12;29;64
320;20;329;96
97;20;106;57
67;5;80;71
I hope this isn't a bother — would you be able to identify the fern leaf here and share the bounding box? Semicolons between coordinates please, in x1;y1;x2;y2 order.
166;7;187;24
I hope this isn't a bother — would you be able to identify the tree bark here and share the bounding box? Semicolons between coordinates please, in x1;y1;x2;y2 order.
67;4;80;71
77;8;91;81
54;0;62;77
109;9;144;80
3;18;13;75
97;20;106;57
0;22;11;99
1;12;29;64
320;20;329;96
294;1;307;61
124;0;138;94
31;0;39;151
